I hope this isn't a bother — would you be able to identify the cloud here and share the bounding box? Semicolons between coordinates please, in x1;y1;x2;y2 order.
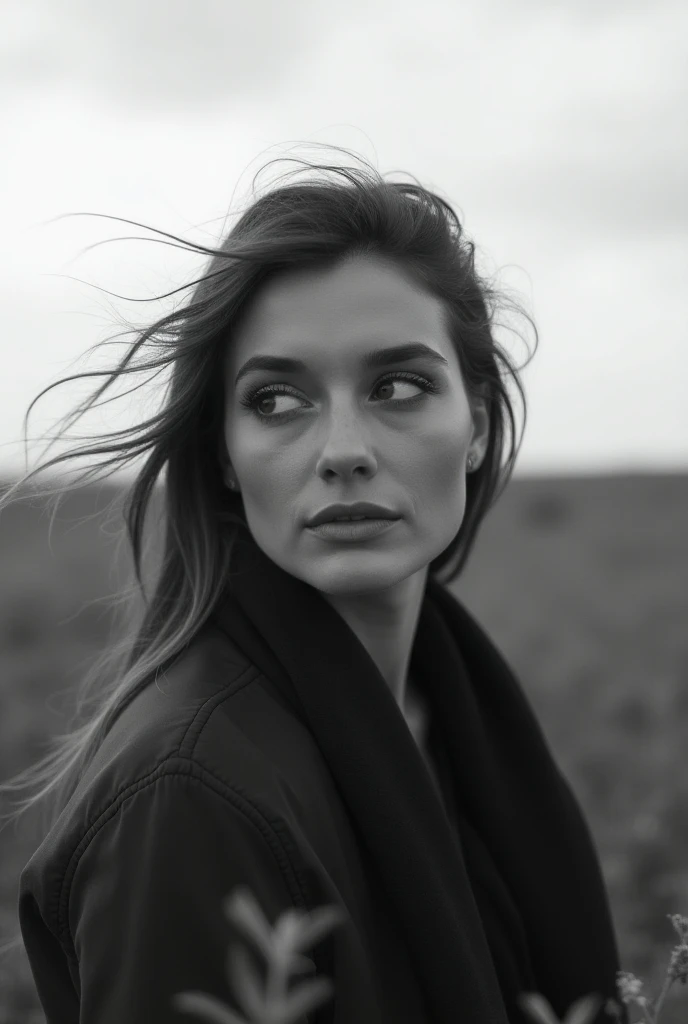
2;0;329;111
332;0;688;240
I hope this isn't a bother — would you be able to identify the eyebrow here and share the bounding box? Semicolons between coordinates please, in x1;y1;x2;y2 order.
234;342;449;388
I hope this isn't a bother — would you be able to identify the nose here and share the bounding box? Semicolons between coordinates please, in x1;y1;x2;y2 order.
315;450;377;484
313;408;379;483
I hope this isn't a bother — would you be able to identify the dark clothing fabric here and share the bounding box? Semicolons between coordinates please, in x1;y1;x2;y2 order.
18;530;627;1023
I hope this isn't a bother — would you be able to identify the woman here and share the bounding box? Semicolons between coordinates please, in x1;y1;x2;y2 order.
0;149;627;1023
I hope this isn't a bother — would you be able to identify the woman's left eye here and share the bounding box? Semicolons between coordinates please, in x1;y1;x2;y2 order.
374;375;428;400
240;371;441;423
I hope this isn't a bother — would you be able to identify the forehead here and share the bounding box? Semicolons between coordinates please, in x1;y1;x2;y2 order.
226;256;451;369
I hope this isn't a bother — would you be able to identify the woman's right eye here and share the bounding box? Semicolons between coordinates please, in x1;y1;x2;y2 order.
241;384;305;422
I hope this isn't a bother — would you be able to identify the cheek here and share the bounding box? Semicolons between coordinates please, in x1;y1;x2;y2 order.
236;445;299;516
416;439;468;543
415;419;468;494
226;417;281;499
428;444;464;486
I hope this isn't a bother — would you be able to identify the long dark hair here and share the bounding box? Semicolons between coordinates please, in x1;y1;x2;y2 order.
0;145;537;957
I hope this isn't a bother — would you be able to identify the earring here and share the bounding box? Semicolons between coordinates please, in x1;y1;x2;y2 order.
467;455;475;472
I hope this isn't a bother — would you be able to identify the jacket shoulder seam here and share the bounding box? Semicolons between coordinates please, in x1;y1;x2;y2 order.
57;759;313;958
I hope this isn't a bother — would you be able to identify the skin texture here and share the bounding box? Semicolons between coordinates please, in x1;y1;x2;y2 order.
220;254;489;724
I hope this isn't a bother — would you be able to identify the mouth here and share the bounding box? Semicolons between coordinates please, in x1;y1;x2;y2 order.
328;515;384;523
307;513;401;527
305;502;401;529
306;517;400;542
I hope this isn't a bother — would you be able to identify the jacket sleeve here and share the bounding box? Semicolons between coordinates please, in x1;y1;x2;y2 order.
66;765;316;1023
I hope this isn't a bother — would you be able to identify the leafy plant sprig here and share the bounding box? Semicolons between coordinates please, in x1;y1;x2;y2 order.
172;885;347;1024
172;893;688;1024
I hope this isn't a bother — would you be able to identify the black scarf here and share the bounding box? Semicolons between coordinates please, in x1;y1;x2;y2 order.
210;530;627;1024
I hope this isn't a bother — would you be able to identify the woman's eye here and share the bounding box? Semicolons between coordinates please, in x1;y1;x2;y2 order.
242;372;438;422
374;378;425;400
254;391;303;416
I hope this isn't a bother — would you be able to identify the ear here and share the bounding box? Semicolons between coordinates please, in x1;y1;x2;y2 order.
469;391;490;461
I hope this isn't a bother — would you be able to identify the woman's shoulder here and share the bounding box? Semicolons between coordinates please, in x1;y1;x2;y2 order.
23;620;326;902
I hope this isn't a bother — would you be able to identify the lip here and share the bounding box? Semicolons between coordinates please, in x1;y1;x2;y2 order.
306;501;400;528
307;518;400;543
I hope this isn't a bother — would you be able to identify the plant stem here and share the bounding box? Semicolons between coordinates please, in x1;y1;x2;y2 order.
264;955;288;1024
651;973;674;1022
634;1000;653;1024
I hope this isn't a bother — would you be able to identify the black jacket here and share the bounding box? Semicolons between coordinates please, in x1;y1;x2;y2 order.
19;532;627;1023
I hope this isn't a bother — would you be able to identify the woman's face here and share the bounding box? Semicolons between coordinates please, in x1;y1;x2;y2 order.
221;254;489;597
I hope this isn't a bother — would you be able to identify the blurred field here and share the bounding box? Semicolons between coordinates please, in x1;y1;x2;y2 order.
0;472;686;1023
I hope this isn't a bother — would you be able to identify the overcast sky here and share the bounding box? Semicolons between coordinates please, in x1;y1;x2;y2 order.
2;0;686;480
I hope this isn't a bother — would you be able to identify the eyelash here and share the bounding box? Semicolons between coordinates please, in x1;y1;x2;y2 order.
239;371;442;424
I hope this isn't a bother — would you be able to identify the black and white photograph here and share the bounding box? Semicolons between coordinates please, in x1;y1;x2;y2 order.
0;2;686;1022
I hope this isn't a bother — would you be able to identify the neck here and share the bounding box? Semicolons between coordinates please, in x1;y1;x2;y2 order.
320;565;428;713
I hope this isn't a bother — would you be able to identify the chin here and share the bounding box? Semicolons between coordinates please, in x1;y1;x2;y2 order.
299;552;422;596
